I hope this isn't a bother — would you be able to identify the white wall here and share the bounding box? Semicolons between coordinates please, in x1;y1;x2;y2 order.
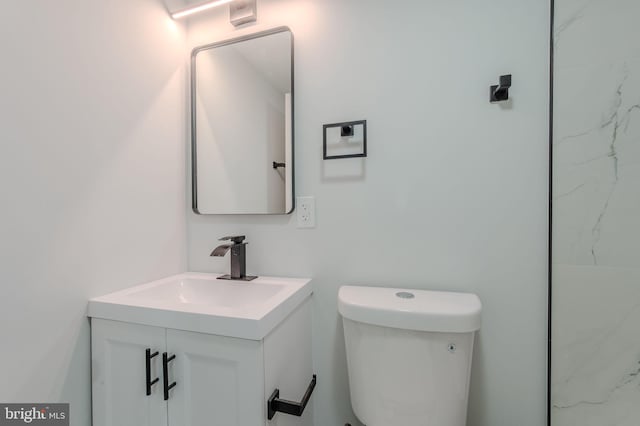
0;1;187;425
186;1;549;426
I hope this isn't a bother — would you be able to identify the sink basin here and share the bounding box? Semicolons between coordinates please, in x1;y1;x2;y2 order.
127;278;286;308
88;272;312;340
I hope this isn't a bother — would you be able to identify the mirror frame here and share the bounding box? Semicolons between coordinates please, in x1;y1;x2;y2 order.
190;26;295;215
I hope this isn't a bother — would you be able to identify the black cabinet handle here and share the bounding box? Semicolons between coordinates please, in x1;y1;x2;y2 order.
162;352;177;401
267;374;316;420
272;161;286;169
145;349;159;396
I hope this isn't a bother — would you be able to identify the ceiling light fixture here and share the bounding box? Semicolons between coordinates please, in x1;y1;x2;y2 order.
171;0;234;20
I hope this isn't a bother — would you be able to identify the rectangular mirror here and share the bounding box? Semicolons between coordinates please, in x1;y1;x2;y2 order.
191;27;293;214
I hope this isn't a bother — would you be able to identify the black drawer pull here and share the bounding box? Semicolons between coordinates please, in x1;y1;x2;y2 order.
162;352;177;401
267;374;316;420
145;349;159;396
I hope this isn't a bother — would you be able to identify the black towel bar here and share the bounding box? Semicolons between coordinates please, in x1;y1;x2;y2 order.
267;374;316;420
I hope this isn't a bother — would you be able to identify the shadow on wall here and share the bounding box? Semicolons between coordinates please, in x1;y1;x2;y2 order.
321;158;367;183
332;317;361;426
467;333;487;426
14;317;91;424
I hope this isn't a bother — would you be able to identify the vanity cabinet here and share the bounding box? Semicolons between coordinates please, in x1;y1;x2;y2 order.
91;299;312;426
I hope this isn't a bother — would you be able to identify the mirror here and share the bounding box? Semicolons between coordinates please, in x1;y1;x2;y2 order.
191;27;293;215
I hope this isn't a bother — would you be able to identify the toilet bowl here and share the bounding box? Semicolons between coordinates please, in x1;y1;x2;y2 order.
338;286;481;426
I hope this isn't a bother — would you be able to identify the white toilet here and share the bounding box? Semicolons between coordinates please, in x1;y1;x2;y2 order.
338;286;482;426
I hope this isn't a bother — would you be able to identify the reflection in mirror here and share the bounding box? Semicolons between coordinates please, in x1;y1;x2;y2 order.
191;27;293;215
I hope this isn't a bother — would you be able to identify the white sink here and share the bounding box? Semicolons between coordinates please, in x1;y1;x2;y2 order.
88;272;312;340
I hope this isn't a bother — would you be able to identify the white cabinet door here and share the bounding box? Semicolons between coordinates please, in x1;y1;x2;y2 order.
91;319;167;426
166;329;264;426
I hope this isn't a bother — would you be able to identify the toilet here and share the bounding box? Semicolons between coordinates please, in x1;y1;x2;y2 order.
338;286;482;426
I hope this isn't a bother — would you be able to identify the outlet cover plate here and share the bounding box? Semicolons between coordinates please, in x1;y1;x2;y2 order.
296;196;315;228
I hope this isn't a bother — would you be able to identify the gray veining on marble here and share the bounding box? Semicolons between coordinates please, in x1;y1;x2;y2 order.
552;0;640;424
552;266;640;425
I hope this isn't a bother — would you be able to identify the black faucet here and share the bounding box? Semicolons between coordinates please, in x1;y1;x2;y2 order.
211;236;257;281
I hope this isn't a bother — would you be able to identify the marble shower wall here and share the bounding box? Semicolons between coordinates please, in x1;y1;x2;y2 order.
552;0;640;424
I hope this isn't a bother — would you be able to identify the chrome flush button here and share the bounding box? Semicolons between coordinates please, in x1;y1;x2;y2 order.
396;292;415;299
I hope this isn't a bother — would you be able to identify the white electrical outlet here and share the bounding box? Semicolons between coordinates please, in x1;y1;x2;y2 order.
296;196;316;228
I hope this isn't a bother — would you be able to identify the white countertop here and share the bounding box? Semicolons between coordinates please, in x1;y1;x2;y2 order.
88;272;313;340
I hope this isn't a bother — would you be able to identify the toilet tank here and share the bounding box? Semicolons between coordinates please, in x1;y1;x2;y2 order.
338;286;481;426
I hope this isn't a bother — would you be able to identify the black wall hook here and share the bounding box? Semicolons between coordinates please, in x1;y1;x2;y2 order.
490;74;512;102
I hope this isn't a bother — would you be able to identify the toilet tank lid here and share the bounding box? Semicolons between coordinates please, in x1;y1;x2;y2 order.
338;286;481;333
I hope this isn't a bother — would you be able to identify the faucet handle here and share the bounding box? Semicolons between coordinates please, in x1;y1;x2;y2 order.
219;235;246;244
